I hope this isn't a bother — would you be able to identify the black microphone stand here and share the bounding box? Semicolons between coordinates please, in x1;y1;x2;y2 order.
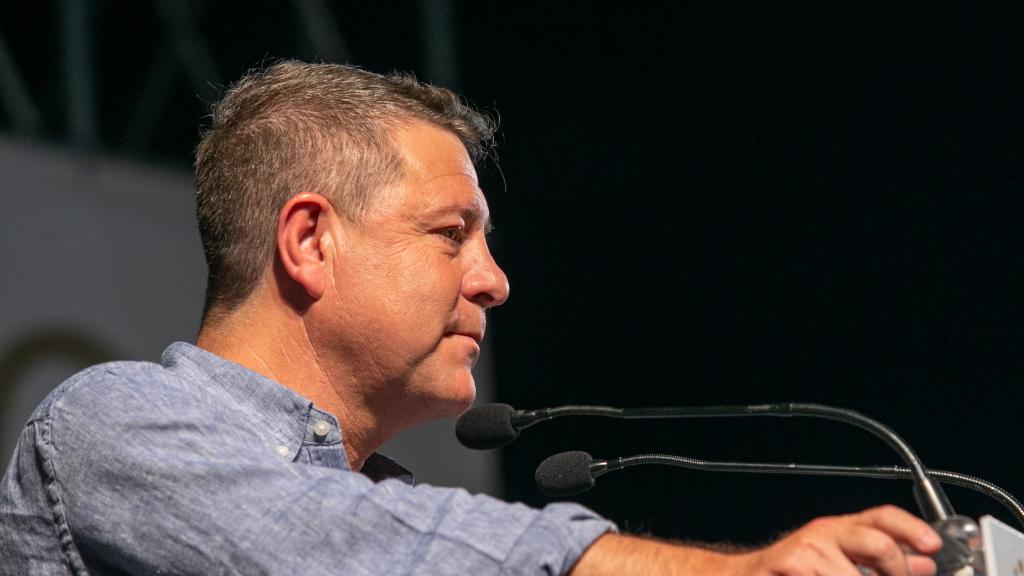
537;451;1024;529
510;402;985;574
518;403;954;521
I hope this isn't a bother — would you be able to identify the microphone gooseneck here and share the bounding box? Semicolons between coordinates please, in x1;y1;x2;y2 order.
490;401;1007;575
533;450;1024;529
460;402;953;523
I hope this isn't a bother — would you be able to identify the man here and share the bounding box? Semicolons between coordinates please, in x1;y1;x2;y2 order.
0;61;941;574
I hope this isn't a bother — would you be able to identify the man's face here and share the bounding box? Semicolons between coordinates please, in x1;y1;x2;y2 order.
314;121;509;426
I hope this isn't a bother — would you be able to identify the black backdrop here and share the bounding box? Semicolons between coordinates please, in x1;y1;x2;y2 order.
459;3;1024;543
5;0;1021;546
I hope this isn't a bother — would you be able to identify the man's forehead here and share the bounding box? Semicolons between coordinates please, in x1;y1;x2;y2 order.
384;120;491;226
394;121;477;184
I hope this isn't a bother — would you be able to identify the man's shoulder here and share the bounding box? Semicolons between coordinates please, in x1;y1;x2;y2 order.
31;343;306;463
31;355;209;426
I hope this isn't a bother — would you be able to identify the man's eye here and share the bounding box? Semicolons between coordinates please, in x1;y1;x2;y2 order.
439;227;466;243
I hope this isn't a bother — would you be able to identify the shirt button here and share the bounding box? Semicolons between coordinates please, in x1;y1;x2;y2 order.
312;420;331;438
275;445;290;458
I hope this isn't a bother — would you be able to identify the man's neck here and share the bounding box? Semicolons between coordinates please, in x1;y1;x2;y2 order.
195;298;389;472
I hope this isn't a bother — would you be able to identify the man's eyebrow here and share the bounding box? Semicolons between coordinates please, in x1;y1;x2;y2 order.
421;203;492;232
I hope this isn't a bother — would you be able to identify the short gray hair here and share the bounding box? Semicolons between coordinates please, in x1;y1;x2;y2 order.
194;61;496;318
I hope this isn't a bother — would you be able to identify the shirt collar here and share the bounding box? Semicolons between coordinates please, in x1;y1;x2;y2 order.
160;342;413;484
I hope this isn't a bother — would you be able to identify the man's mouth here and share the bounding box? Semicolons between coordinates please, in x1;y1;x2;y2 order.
450;331;483;345
447;315;486;345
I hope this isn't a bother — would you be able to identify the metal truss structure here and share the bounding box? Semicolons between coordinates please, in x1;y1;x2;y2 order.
0;0;457;164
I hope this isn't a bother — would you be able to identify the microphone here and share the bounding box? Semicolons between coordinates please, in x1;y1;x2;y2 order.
458;402;954;523
532;450;1024;530
455;403;520;449
455;403;565;449
459;401;997;573
534;451;1003;575
534;451;597;497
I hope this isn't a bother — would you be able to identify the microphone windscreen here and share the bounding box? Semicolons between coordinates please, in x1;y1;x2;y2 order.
535;451;596;497
455;403;520;450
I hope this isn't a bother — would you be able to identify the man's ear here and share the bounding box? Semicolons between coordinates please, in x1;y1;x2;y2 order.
276;193;336;300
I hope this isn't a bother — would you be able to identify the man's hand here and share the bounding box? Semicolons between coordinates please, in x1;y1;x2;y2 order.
732;505;943;575
571;505;943;575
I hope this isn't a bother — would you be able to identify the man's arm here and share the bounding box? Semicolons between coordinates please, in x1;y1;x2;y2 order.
39;370;612;575
571;505;942;576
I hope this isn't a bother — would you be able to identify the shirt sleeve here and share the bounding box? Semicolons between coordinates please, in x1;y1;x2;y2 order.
42;371;616;576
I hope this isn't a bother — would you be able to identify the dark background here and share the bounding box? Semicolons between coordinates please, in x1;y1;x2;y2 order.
2;1;1021;544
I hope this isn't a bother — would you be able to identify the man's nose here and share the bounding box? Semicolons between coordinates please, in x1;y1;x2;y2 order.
462;242;510;308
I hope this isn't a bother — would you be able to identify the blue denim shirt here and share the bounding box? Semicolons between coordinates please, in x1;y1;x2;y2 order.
0;342;614;575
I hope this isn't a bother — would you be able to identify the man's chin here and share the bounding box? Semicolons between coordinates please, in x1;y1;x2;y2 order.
437;379;477;418
409;373;476;421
